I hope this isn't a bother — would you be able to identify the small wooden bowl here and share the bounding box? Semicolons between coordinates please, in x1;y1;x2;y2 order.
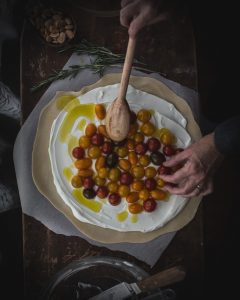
28;7;77;47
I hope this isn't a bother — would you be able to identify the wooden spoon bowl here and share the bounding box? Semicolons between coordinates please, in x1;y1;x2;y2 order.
106;37;137;141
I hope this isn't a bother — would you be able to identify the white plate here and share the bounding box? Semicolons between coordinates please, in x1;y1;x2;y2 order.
49;84;191;232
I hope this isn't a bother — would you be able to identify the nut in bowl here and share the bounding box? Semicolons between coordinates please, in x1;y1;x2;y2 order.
28;6;76;46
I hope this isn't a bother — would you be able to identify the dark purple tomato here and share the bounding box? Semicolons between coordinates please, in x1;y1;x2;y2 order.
106;152;119;168
150;151;165;165
83;188;96;199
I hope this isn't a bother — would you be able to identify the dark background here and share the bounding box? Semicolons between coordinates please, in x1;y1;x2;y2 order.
0;0;239;299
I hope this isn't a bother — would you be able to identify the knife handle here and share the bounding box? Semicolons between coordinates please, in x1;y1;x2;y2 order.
138;265;186;292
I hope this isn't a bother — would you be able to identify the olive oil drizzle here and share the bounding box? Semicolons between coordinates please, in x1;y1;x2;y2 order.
72;189;102;212
59;103;95;143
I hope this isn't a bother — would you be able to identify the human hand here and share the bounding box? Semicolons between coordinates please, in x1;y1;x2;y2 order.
120;0;171;37
160;133;223;197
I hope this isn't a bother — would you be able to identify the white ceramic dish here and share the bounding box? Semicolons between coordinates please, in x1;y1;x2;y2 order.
48;84;191;232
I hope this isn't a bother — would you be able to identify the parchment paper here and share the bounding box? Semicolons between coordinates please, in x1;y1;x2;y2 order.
14;53;201;266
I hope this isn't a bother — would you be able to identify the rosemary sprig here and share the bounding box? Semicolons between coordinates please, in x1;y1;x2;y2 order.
31;39;162;92
58;39;124;58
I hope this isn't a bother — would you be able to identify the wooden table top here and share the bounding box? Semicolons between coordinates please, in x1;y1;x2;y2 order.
20;1;203;299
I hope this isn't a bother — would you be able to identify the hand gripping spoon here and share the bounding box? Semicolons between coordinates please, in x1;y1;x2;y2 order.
105;37;137;141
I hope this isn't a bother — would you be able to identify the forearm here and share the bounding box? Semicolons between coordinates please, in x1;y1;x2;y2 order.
214;116;240;156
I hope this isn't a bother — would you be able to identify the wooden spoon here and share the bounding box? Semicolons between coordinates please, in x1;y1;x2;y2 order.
105;37;137;141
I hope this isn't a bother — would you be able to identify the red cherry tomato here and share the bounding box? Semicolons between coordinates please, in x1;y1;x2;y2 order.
72;146;85;159
158;165;172;175
101;141;114;154
144;178;157;190
108;193;121;205
134;142;148;155
91;133;104;146
120;172;134;185
83;177;95;189
143;199;157;212
147;137;161;152
163;145;175;156
96;186;109;199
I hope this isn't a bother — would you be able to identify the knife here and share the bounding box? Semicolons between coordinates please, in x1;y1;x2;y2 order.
89;265;186;300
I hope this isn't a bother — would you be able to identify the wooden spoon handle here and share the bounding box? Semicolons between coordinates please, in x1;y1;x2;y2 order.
138;265;186;292
118;37;137;101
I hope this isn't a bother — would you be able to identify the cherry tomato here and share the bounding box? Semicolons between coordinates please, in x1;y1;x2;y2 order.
108;193;121;206
140;122;156;136
72;146;85;159
134;132;144;143
160;132;174;145
88;146;101;159
83;177;95;189
120;172;133;185
144;178;157;190
126;192;139;203
127;139;135;150
94;176;106;186
85;123;97;137
139;154;150;167
71;175;83;188
83;188;96;199
163;145;175;156
91;133;104;146
95;104;106;120
147;137;161;152
101;141;114;154
139;189;150;201
143;199;157;212
137;109;151;123
96;186;109;199
134;142;148;155
132;166;145;179
150;152;165;165
117;146;128;158
158;165;172;175
108;168;121;182
106;152;119;168
151;189;168;200
79;136;91;149
118;185;130;197
128;203;143;214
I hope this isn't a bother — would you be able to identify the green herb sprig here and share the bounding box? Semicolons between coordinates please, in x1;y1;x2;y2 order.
31;39;163;92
